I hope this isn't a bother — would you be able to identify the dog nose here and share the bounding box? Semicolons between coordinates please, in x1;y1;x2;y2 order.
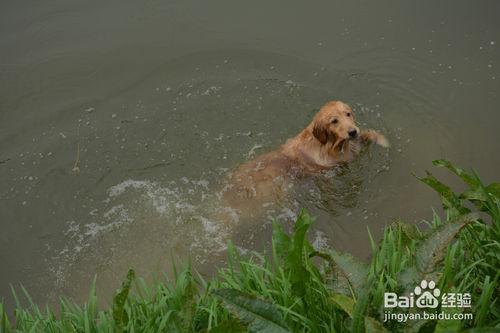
348;129;358;138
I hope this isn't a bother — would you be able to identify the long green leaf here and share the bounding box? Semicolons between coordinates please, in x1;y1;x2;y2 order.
417;171;470;216
271;221;291;263
0;303;11;333
288;210;313;297
415;214;476;273
432;159;477;188
330;294;354;316
330;294;387;332
328;249;368;297
113;269;135;331
352;276;374;333
271;210;314;298
214;289;291;333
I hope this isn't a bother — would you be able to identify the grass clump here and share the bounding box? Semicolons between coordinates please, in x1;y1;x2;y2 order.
1;160;499;332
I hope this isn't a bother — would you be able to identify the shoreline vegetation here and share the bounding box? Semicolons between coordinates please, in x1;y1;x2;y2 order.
1;160;499;332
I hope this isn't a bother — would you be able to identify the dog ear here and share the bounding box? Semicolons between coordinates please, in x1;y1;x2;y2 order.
313;122;328;144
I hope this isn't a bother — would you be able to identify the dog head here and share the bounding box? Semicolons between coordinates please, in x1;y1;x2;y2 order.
311;101;359;146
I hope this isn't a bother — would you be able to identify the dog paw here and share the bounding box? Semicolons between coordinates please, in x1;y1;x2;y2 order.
361;130;390;148
376;134;390;148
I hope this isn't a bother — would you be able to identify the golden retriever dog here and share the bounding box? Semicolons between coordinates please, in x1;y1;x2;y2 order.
222;100;388;214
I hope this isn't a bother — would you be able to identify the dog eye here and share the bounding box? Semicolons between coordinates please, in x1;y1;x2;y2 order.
332;119;338;124
346;112;351;117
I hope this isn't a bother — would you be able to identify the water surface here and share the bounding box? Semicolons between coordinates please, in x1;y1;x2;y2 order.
1;0;499;309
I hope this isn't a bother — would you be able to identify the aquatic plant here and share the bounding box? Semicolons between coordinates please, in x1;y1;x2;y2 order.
1;160;498;332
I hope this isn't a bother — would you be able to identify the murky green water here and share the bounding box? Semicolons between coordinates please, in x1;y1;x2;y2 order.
1;0;499;309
